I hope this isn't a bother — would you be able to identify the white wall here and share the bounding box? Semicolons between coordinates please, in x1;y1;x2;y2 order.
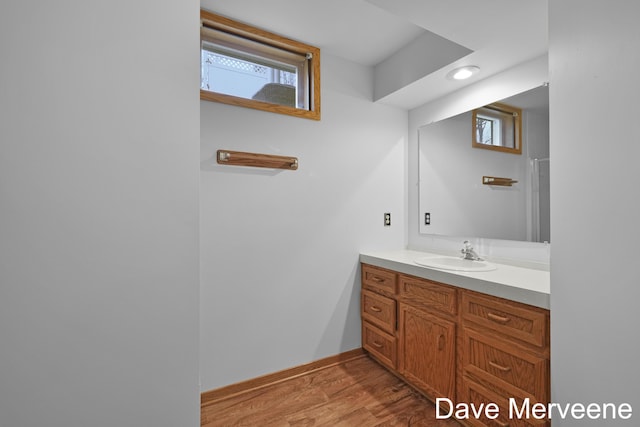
408;55;552;263
0;2;200;427
374;31;471;101
200;54;407;391
549;0;640;424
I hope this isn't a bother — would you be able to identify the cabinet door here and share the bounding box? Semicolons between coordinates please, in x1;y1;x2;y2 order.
398;302;456;401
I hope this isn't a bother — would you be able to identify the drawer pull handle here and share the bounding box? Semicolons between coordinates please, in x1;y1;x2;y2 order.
496;422;510;427
371;276;385;283
372;341;384;349
487;312;510;324
438;334;445;351
370;305;382;312
489;361;512;373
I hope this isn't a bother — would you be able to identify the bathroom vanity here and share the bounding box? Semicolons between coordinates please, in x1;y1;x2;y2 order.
360;250;550;427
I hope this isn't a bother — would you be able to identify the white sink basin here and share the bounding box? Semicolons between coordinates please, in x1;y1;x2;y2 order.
415;256;496;272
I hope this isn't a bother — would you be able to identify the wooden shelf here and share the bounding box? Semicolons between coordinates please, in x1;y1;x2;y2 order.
482;176;518;186
217;150;298;170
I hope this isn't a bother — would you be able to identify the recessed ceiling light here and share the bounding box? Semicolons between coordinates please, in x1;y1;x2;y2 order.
447;66;480;80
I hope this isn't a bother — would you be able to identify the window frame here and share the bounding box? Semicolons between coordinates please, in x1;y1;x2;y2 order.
200;9;321;121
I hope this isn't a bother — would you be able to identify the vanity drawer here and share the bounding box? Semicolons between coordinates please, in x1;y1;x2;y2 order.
398;274;457;316
362;264;397;297
461;291;547;349
362;321;396;369
362;289;396;335
462;329;548;400
459;377;548;427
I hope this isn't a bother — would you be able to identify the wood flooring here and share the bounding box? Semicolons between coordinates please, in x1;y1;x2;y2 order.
201;355;462;427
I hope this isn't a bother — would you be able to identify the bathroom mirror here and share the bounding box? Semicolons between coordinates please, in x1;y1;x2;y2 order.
418;85;550;242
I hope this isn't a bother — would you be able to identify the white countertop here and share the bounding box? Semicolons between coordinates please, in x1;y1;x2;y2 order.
360;249;550;310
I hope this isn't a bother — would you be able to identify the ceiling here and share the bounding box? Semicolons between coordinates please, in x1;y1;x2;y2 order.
200;0;548;110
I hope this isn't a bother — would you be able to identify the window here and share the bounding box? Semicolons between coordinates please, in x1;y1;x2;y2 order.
475;115;498;145
200;10;321;120
472;103;522;154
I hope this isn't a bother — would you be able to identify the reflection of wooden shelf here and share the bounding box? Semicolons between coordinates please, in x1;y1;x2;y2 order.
482;176;518;186
217;150;298;170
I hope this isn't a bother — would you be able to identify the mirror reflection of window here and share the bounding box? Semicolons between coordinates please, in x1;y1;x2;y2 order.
472;103;522;154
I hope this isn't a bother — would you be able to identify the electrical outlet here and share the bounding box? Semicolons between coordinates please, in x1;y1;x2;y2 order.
425;212;431;225
384;213;391;226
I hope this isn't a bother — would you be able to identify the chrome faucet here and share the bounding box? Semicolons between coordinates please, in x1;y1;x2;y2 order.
461;240;482;261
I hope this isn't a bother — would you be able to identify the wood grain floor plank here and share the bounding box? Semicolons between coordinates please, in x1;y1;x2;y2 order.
201;356;463;427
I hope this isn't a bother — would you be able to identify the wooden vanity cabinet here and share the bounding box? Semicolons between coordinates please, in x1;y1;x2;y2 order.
361;264;458;400
361;263;550;427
